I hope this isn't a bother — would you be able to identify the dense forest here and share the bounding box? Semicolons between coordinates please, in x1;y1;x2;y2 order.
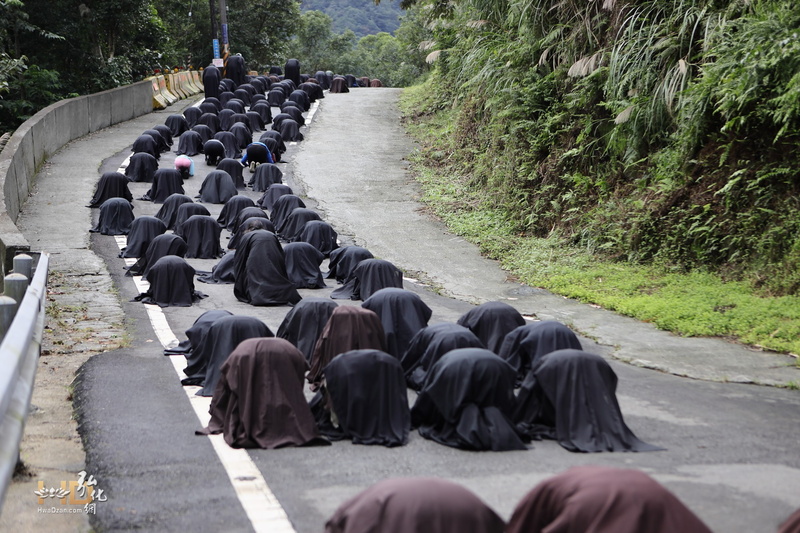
0;0;429;133
301;0;403;37
402;0;800;300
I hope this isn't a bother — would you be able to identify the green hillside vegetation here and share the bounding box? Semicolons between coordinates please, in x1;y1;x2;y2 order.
286;8;429;86
398;0;800;358
301;0;403;37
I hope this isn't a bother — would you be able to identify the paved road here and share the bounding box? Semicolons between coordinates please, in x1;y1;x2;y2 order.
15;88;800;532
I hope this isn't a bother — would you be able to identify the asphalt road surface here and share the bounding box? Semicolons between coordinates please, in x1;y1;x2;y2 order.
38;88;800;532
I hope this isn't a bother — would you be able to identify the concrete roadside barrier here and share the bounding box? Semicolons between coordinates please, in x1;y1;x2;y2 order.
185;72;201;94
167;73;185;99
157;76;178;104
192;71;204;92
149;77;169;109
0;80;151;278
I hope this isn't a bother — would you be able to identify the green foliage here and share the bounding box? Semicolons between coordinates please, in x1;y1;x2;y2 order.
225;0;302;68
402;0;800;296
301;0;404;38
401;80;800;355
288;7;429;85
0;63;62;132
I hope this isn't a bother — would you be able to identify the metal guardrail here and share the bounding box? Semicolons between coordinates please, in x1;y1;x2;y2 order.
0;252;50;509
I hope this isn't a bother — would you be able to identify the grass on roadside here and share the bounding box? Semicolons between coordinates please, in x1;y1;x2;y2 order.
400;83;800;360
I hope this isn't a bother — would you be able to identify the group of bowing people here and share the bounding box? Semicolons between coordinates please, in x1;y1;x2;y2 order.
87;64;340;306
85;63;800;533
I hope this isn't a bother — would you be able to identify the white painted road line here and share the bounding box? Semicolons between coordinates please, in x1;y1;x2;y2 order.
114;162;298;532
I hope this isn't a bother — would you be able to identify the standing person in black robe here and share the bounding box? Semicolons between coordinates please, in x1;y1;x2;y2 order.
225;54;247;87
401;323;485;391
456;300;526;354
513;349;663;452
276;297;337;363
498;320;583;384
506;466;713;533
410;347;527;451
197;338;328;449
284;58;301;86
203;65;222;99
233;229;301;306
314;349;410;446
361;288;432;359
325;478;505;533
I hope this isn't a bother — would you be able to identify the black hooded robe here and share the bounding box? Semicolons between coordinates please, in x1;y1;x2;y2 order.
410;347;527;451
233;230;301;306
513;349;663;453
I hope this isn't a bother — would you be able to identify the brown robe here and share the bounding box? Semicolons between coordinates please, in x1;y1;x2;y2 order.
308;306;386;391
325;477;505;533
506;466;713;533
780;509;800;533
198;337;326;449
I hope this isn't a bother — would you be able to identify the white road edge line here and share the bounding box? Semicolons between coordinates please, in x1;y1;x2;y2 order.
115;159;297;533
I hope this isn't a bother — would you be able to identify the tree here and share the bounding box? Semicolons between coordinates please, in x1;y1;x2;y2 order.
224;0;302;70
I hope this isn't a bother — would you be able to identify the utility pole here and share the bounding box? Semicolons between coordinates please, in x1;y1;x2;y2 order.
209;0;217;44
219;0;230;59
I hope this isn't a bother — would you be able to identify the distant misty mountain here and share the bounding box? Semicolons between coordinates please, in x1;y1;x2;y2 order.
301;0;404;37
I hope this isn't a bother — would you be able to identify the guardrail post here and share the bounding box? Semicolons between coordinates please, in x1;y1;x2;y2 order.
0;252;49;511
0;296;16;341
13;254;32;281
3;273;29;316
